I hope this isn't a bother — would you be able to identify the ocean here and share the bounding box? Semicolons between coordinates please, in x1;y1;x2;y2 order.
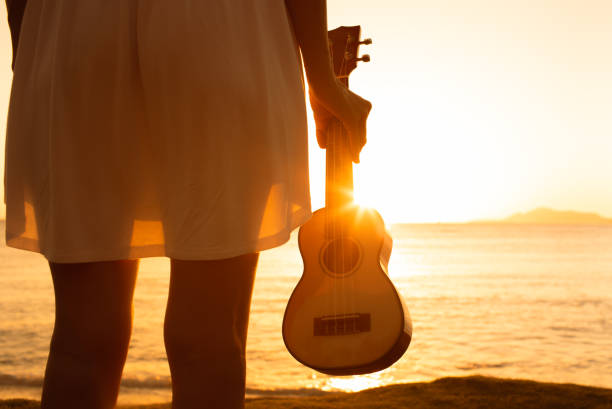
1;221;611;405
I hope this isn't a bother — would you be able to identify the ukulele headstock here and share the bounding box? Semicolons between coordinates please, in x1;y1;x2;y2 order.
328;26;372;85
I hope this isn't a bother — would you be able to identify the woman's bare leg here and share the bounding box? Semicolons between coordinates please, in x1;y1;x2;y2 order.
165;253;259;409
41;259;139;409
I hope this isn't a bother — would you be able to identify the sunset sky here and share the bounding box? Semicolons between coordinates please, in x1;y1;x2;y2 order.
1;0;611;223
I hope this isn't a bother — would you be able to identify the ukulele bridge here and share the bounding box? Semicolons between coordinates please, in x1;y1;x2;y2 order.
313;313;371;336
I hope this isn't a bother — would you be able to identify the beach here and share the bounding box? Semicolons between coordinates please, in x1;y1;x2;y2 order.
2;376;612;408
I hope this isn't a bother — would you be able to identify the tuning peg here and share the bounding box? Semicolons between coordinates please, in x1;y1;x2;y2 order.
356;54;371;63
359;38;372;45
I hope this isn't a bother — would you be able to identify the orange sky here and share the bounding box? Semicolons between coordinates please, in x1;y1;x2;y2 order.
1;1;611;223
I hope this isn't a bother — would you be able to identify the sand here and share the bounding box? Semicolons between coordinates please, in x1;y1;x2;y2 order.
2;376;611;409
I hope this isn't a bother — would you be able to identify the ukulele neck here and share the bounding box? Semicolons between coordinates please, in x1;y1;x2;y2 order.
325;119;354;211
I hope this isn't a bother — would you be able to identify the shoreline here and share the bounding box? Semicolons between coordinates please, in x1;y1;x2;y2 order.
2;376;611;409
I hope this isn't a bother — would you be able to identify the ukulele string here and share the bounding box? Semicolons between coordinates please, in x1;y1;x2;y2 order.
330;85;338;335
336;33;352;330
340;34;359;332
332;115;337;335
337;39;346;331
339;35;350;328
327;36;336;335
335;35;349;335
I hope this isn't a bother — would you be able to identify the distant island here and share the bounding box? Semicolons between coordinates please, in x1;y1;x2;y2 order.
474;207;612;225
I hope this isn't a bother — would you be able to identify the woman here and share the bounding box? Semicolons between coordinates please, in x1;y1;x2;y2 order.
4;0;371;408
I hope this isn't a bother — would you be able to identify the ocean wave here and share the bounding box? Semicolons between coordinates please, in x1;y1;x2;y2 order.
456;362;512;370
0;373;171;389
245;387;329;397
549;325;590;333
0;373;42;387
0;373;329;397
121;376;171;388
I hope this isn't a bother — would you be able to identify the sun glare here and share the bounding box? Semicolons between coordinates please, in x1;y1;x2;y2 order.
321;372;388;393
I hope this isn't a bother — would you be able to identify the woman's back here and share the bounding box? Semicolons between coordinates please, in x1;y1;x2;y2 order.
5;0;311;262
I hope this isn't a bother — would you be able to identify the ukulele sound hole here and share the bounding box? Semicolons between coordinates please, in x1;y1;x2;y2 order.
321;237;361;276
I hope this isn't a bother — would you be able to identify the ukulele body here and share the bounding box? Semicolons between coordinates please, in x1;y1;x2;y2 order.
282;205;412;375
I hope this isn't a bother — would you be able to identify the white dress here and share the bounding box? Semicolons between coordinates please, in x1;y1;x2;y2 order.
3;0;312;263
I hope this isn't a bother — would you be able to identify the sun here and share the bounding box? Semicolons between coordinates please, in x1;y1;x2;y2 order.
352;165;404;224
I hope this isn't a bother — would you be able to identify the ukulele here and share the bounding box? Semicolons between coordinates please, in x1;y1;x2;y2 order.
282;26;412;375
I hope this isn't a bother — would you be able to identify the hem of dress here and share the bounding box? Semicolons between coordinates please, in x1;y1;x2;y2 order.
4;208;313;263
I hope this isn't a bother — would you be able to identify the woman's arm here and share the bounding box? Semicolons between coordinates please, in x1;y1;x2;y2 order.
6;0;28;70
284;0;335;94
285;0;371;163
